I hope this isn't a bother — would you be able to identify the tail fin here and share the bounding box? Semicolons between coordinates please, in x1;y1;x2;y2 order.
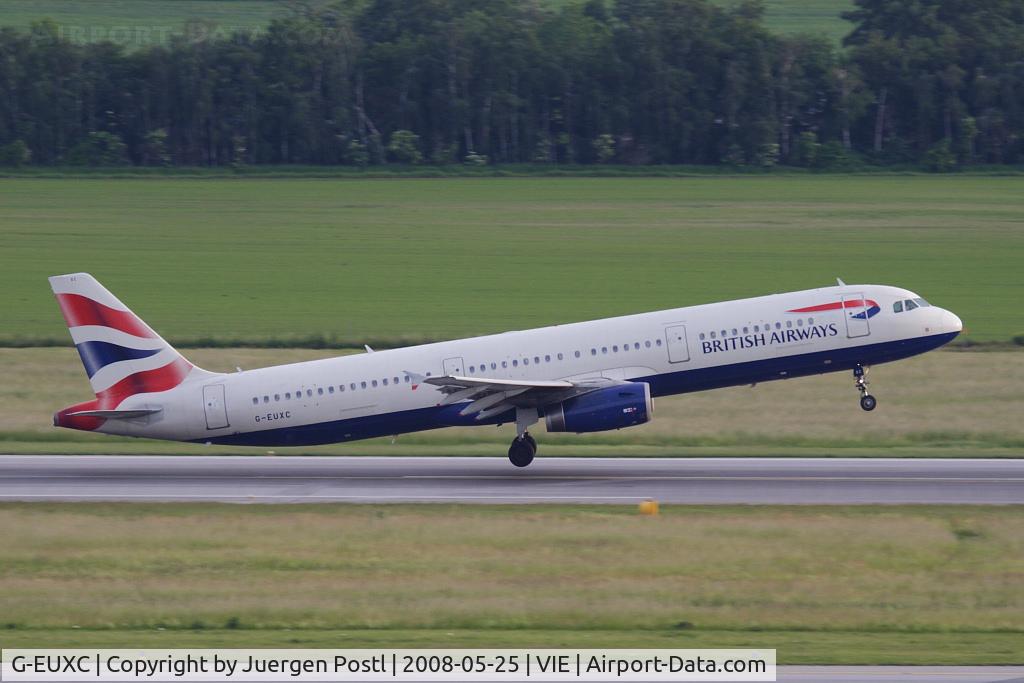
49;273;213;411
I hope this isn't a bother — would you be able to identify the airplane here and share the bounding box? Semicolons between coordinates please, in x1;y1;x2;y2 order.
50;273;962;467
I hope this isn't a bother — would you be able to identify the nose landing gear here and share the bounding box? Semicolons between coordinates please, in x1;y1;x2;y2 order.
854;365;877;411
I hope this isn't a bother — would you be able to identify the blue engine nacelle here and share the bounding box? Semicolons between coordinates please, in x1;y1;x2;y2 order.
544;382;653;433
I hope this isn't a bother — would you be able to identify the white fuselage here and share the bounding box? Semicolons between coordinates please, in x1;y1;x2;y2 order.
98;284;962;446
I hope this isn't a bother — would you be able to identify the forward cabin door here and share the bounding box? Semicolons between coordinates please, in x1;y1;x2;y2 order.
664;325;691;363
842;292;871;338
203;384;229;430
442;357;465;376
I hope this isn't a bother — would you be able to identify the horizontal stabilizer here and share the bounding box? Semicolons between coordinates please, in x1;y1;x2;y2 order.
67;408;162;419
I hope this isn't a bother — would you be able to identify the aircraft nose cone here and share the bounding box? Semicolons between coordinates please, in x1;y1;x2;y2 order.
944;309;963;334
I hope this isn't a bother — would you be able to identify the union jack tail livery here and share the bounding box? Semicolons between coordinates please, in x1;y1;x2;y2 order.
49;273;216;431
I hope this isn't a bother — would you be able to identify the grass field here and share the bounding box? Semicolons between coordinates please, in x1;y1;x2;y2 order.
2;176;1022;348
3;346;1023;454
0;1;856;45
0;503;1021;663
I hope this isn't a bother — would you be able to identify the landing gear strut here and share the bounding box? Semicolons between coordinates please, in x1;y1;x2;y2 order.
508;408;539;467
854;365;877;411
508;432;536;467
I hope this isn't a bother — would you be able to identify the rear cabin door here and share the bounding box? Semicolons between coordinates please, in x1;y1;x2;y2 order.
203;384;229;430
664;325;691;363
442;357;465;376
842;292;871;338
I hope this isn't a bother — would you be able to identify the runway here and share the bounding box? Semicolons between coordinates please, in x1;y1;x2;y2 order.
0;455;1021;504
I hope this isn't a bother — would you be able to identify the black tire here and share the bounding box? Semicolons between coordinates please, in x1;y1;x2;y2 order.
508;438;536;467
860;394;877;411
523;433;537;451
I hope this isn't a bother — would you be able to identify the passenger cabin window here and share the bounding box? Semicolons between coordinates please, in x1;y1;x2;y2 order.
252;397;258;405
893;301;904;313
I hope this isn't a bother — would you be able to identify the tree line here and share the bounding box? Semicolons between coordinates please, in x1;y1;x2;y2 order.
1;0;1022;168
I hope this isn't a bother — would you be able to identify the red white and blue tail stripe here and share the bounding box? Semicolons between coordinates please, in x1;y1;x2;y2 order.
49;273;207;430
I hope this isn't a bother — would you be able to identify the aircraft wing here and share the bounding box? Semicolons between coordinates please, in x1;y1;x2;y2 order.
421;374;614;421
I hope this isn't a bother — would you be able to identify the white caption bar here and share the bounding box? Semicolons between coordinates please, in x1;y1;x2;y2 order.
1;649;775;682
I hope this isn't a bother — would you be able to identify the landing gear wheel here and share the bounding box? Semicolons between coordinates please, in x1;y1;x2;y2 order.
508;437;536;468
853;365;876;411
523;432;537;451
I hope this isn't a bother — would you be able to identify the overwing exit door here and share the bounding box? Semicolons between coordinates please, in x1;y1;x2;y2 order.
442;357;465;376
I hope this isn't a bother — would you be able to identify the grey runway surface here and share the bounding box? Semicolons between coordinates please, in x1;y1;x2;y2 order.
0;455;1021;504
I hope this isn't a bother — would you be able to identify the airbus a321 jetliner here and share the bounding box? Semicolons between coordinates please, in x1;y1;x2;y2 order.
50;273;962;467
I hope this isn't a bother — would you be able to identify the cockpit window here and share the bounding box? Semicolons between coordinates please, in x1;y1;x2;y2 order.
914;298;931;307
905;299;918;311
893;301;903;313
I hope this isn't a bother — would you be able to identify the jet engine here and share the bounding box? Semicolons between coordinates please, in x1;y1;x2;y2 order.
544;382;652;433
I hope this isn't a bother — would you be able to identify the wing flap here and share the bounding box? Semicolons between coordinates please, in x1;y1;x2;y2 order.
424;375;573;391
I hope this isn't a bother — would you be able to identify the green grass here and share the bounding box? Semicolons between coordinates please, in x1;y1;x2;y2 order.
716;0;855;43
1;629;1021;665
2;176;1022;348
0;0;284;46
1;503;1022;663
0;1;856;46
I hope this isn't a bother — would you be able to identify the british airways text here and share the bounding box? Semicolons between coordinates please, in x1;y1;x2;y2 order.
702;323;839;354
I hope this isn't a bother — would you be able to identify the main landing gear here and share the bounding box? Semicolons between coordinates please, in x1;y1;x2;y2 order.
854;365;877;411
508;433;537;467
508;407;539;467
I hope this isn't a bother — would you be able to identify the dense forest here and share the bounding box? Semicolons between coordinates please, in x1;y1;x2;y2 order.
0;0;1022;168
